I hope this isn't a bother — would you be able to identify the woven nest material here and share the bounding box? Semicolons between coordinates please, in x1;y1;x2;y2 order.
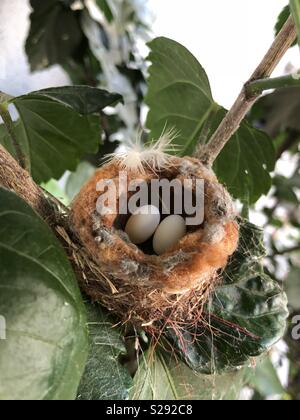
70;156;239;331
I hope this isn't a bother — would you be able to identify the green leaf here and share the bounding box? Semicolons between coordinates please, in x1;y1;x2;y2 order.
146;37;214;157
165;220;289;374
285;267;300;311
146;37;275;203
0;188;88;400
290;0;300;46
248;357;286;398
77;303;133;400
223;219;266;285
15;86;123;115
96;0;114;23
12;101;98;184
26;0;84;71
6;87;121;184
62;52;102;86
131;351;246;400
65;161;96;202
167;272;288;375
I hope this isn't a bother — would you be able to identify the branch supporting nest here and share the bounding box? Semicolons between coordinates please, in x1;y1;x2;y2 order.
0;144;69;229
0;144;47;215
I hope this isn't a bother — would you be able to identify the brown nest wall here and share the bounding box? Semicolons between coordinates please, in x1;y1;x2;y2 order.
69;156;239;330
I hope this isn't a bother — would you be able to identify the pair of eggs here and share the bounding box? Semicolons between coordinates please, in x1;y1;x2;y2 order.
125;205;186;255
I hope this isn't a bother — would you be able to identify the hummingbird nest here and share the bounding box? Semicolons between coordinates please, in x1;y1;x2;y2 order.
69;139;239;333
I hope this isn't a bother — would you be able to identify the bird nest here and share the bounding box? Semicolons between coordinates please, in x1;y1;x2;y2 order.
69;154;239;335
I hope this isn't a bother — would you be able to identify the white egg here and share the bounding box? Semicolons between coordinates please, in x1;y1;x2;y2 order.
153;215;186;255
125;205;160;245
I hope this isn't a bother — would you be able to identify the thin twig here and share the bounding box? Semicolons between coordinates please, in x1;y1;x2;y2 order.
196;16;297;166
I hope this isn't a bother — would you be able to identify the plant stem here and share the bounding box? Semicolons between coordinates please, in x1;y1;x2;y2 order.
0;102;27;169
196;16;297;166
0;143;52;217
245;73;300;97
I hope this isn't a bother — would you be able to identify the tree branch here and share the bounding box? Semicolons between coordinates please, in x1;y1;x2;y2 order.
0;144;67;227
196;16;297;166
0;144;44;210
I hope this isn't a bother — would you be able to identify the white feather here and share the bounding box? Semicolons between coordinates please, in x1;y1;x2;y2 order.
105;127;180;173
